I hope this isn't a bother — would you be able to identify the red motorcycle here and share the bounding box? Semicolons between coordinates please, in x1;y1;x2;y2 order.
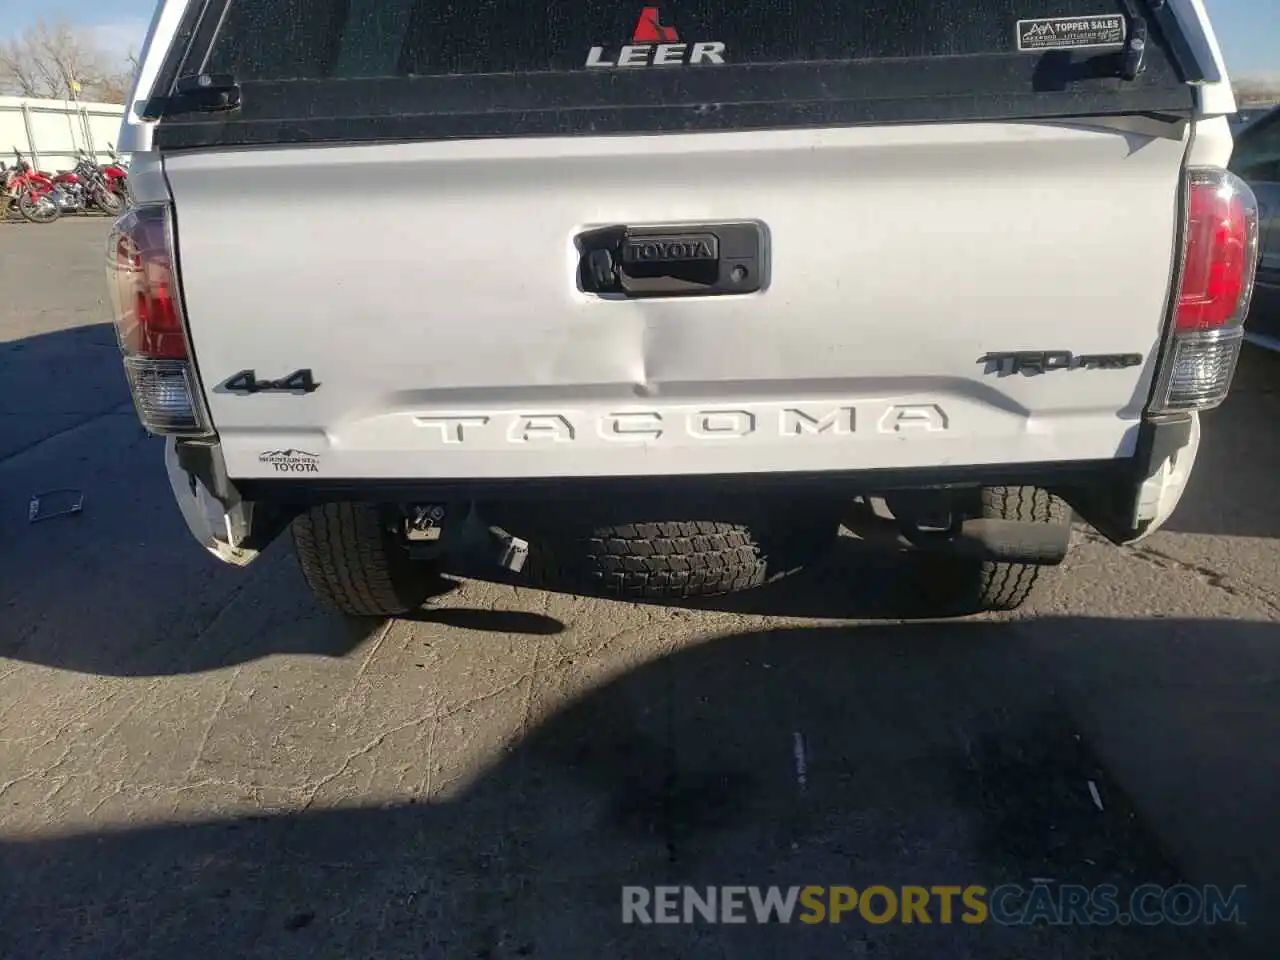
15;150;125;222
46;152;125;217
102;145;131;204
6;151;60;224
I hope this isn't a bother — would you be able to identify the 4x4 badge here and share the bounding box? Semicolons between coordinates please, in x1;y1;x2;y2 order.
585;8;726;68
221;368;319;394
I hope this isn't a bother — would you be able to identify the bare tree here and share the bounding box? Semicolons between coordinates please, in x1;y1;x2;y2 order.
0;18;135;103
0;34;44;96
92;48;139;105
92;71;136;105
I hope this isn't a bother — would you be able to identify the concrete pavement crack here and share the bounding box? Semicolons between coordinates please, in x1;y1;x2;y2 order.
0;402;134;468
416;707;440;801
0;686;126;748
1086;531;1280;617
0;743;75;800
185;666;243;782
186;577;257;648
516;645;540;739
301;713;437;810
435;674;537;722
336;619;395;713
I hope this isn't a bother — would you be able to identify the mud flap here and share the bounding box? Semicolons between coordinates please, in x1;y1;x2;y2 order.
1064;414;1200;546
165;438;294;566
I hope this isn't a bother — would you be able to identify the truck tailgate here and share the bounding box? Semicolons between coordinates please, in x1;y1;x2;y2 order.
165;119;1187;480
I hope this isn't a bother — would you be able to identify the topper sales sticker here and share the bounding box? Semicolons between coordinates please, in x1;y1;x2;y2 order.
1017;15;1127;52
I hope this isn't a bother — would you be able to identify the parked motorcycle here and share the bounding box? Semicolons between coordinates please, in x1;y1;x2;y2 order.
104;144;132;204
7;150;60;224
6;147;131;223
46;152;126;217
11;149;125;222
0;161;17;219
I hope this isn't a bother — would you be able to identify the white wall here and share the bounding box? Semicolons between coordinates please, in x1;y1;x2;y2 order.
0;95;127;172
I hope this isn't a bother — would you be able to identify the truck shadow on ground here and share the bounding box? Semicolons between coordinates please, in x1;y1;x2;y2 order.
2;324;1277;956
0;615;1271;959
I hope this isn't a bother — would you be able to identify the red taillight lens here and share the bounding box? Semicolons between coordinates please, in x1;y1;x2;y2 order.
107;203;210;436
1174;170;1260;333
1149;169;1260;415
108;204;188;359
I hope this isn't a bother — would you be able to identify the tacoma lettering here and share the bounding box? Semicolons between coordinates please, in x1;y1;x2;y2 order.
413;405;948;444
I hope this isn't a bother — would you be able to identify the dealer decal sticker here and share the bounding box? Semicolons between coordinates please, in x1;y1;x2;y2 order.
259;449;320;473
1017;15;1127;52
586;7;726;68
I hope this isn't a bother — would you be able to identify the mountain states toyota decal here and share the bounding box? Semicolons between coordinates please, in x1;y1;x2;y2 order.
586;7;726;68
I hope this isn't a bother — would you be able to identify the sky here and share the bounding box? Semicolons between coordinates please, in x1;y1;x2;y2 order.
6;0;1279;78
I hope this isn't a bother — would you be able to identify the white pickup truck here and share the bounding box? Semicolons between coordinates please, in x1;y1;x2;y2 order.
112;0;1259;617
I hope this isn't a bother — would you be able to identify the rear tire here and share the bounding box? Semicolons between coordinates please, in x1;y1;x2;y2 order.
291;503;438;617
905;485;1071;615
485;496;841;600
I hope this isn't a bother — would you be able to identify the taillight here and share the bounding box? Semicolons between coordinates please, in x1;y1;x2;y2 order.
1150;169;1260;414
107;203;211;435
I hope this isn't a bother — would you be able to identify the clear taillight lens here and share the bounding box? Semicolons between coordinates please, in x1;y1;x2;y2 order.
1155;330;1244;412
1150;169;1260;414
107;203;211;436
122;358;207;434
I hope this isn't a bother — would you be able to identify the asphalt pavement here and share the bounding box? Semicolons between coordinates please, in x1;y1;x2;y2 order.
1;217;1278;959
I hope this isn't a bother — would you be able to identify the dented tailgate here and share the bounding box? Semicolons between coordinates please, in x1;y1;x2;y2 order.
140;0;1201;480
165;118;1190;479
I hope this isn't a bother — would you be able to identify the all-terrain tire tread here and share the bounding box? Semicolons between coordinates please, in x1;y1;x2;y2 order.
291;503;432;616
914;485;1071;614
490;500;841;600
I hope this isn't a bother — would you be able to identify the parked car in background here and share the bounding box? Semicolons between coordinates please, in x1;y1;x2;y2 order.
1231;105;1280;349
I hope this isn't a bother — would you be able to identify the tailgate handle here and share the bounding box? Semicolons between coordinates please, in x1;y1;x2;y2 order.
577;222;765;298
